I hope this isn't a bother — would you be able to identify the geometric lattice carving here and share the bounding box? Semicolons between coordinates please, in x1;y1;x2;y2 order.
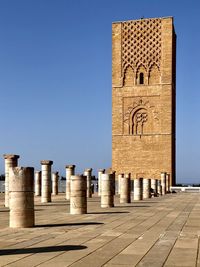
122;18;162;79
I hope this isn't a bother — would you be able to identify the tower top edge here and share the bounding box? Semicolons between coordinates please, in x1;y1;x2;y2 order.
112;16;174;24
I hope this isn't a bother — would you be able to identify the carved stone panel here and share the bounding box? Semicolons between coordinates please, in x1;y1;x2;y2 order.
123;97;160;135
121;18;162;79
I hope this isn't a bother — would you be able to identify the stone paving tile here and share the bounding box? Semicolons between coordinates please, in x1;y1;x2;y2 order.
164;248;197;266
0;193;200;266
107;194;197;267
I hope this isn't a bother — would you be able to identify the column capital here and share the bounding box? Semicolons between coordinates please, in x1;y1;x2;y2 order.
3;154;20;160
84;168;92;172
52;171;59;175
98;169;105;172
40;160;53;165
65;165;75;169
125;173;131;178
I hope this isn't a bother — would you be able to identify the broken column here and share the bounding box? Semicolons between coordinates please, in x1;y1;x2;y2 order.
143;178;151;199
151;179;158;196
66;165;75;200
134;178;143;201
98;169;105;196
101;173;114;208
161;172;167;195
52;172;59;195
35;171;41;196
41;160;53;203
9;167;34;228
84;168;92;198
70;175;87;214
120;173;131;203
3;154;20;207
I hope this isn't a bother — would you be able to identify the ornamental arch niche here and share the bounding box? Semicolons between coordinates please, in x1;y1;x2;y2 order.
123;98;160;135
149;63;160;85
123;66;135;86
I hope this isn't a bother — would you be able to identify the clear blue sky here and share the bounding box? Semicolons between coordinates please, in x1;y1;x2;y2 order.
0;0;199;184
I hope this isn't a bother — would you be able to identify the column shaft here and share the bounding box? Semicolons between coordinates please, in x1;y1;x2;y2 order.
3;154;20;207
70;175;87;214
134;178;143;201
151;179;158;196
41;160;53;203
143;178;151;199
120;173;131;203
84;168;92;198
65;165;75;200
157;180;162;196
35;171;41;196
52;172;59;195
166;173;170;192
101;173;114;208
161;172;167;195
9;167;34;228
98;169;105;196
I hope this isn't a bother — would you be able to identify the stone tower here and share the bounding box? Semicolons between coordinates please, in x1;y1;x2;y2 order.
112;17;176;185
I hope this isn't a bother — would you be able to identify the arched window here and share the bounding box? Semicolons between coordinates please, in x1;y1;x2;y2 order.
139;73;144;84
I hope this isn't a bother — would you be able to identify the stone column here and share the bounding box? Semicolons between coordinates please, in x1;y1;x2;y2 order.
111;171;116;195
70;175;87;214
84;168;92;198
151;179;158;196
65;165;75;200
143;178;151;199
35;171;41;196
166;173;170;192
120;173;131;203
98;169;105;196
118;173;124;195
101;173;114;208
161;172;167;195
3;154;20;207
52;172;59;195
9;167;34;228
134;178;143;201
41;160;53;203
157;180;162;196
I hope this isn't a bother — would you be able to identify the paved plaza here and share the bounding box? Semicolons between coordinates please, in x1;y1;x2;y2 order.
0;192;200;267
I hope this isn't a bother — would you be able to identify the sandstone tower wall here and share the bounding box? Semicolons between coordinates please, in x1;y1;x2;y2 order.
112;17;176;185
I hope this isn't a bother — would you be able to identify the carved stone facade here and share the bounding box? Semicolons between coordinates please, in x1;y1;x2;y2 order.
112;17;176;185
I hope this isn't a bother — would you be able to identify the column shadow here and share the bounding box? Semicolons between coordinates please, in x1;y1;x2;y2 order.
35;222;103;228
0;245;87;255
115;205;150;208
36;203;69;207
88;211;129;214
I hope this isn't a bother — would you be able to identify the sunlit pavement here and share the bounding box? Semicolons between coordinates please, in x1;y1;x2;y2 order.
0;192;200;267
